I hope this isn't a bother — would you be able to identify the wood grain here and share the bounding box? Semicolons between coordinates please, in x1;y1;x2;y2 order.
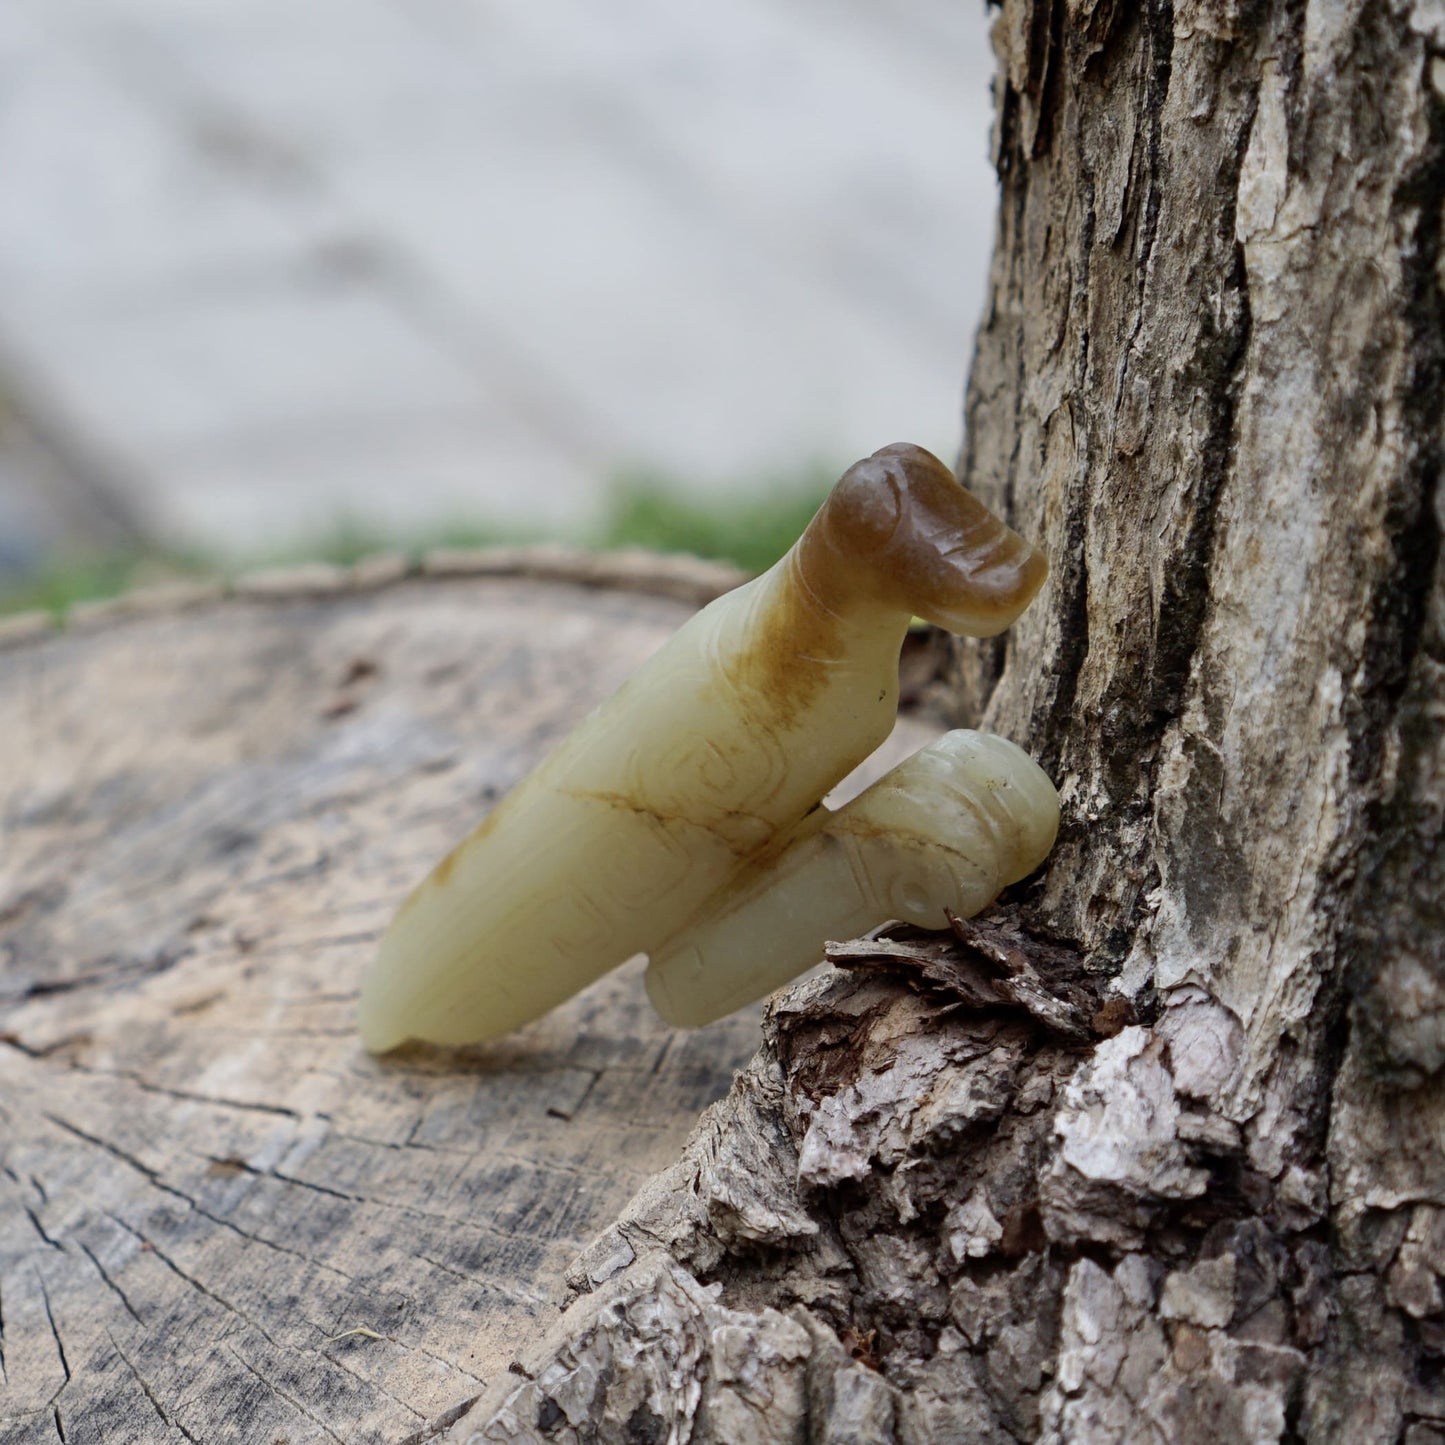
0;564;764;1444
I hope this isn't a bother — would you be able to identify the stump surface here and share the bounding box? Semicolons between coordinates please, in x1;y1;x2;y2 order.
0;565;771;1444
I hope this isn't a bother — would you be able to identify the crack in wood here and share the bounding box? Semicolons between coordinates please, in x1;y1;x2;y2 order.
75;1239;145;1327
107;1328;201;1443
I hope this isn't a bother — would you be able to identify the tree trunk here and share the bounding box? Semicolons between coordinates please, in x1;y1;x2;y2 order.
449;4;1445;1442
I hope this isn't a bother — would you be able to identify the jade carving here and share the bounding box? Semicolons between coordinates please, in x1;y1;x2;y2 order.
359;443;1057;1051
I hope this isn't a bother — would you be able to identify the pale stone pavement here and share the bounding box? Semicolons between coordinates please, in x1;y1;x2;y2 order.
0;0;998;567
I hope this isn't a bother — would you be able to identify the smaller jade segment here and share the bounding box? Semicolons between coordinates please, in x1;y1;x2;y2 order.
359;443;1052;1051
644;730;1059;1027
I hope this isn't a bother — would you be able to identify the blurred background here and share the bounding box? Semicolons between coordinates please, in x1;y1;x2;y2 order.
0;0;998;610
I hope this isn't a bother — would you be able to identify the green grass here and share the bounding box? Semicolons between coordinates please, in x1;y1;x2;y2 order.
0;549;206;619
598;465;832;575
0;467;834;620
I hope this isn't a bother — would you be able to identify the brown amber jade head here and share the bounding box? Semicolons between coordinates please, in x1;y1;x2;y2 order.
798;442;1049;635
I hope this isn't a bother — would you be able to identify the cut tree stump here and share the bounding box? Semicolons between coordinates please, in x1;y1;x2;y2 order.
1;553;896;1445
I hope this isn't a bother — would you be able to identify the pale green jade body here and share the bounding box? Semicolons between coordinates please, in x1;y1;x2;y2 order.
644;730;1059;1028
359;444;1052;1052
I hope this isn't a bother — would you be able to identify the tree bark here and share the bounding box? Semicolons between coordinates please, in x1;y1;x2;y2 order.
449;4;1445;1442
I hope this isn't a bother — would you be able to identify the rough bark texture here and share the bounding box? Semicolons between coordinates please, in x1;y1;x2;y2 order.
443;3;1445;1442
0;555;782;1444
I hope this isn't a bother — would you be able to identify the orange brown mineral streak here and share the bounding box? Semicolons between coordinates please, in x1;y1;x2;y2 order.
720;550;882;735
